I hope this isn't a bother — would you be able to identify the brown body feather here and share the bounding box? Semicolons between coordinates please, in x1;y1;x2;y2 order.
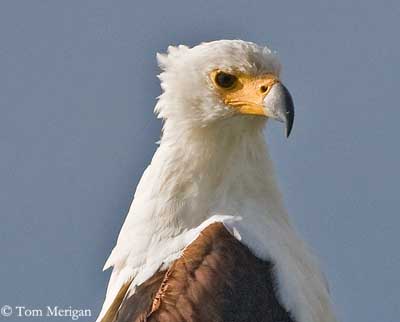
103;223;295;322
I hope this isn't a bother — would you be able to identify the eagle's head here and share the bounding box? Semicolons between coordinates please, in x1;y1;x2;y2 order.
155;39;294;137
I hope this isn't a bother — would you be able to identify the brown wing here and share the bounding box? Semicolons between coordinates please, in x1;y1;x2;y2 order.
104;222;295;322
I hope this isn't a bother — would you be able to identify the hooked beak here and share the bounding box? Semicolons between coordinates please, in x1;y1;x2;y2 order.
211;70;295;137
263;82;295;137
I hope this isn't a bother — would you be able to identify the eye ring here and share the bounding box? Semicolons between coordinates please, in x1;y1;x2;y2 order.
214;71;237;89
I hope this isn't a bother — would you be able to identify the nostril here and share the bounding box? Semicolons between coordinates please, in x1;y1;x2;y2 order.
260;85;269;93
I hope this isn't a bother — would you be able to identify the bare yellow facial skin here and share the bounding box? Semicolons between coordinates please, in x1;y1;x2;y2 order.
210;70;280;117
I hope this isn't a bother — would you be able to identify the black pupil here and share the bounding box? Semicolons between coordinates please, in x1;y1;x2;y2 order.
216;72;236;88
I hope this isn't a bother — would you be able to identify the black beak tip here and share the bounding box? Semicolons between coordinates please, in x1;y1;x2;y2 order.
285;112;294;138
280;83;295;138
286;127;292;138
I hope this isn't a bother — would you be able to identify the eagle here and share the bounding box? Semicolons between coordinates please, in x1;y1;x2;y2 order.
97;40;338;322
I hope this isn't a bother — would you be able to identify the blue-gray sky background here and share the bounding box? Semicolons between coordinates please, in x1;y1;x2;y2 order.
1;1;399;321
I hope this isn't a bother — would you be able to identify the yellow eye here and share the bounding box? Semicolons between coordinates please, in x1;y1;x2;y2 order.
214;71;237;89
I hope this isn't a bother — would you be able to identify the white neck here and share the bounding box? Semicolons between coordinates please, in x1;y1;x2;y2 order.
148;116;289;231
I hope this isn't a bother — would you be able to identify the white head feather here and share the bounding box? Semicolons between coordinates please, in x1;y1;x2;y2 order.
155;40;280;129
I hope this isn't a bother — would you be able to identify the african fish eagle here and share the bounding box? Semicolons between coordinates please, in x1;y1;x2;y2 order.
97;40;338;322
